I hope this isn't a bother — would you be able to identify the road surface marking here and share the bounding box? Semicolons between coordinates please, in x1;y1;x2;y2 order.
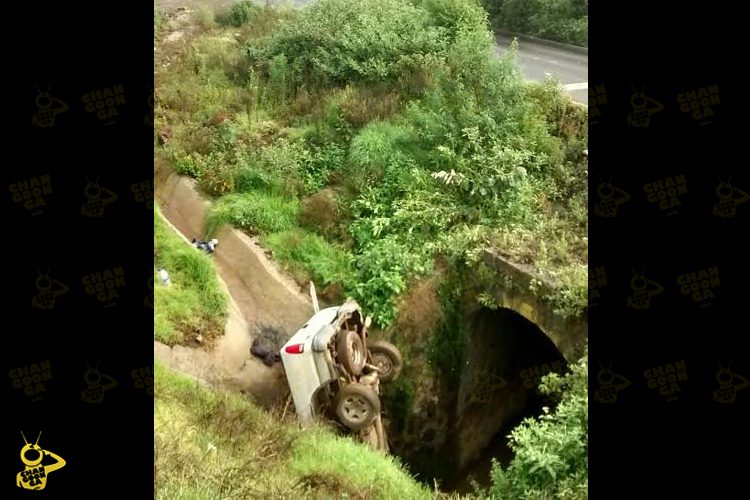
563;82;588;91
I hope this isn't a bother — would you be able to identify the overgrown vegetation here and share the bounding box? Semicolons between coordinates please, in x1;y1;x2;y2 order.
154;2;588;495
155;0;587;333
489;349;588;499
155;361;436;499
481;0;588;47
154;205;227;345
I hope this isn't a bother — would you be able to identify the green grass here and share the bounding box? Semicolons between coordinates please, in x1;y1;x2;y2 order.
205;191;300;237
155;361;435;499
154;205;228;344
263;228;353;287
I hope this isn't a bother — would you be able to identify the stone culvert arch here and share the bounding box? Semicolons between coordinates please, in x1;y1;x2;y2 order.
481;248;588;364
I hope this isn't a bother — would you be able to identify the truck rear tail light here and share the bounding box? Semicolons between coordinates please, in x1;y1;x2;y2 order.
285;344;305;354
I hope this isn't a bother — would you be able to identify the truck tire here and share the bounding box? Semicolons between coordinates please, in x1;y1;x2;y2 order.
335;383;381;431
337;330;366;376
368;340;403;383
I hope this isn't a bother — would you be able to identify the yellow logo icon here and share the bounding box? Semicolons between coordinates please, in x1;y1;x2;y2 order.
594;362;631;403
468;367;507;405
81;174;118;218
81;361;119;403
626;267;664;310
644;361;687;402
16;431;66;491
32;266;69;310
713;175;749;218
589;84;607;125
627;85;664;127
589;266;608;306
677;85;720;125
131;367;154;396
82;85;125;125
594;175;631;217
32;84;69;128
714;361;749;404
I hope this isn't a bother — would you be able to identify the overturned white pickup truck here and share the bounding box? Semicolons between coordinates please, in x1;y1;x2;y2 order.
280;286;403;451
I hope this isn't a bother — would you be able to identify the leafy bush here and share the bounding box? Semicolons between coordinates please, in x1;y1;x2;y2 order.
349;236;433;327
299;143;346;194
262;0;449;86
489;349;588;499
219;0;258;27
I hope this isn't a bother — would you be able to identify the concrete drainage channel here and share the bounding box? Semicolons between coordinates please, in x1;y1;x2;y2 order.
154;161;397;454
154;160;315;409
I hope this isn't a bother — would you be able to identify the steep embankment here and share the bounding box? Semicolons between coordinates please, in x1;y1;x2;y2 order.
155;362;434;499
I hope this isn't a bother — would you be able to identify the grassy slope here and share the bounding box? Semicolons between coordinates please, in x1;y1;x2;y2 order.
155;361;434;499
154;205;228;344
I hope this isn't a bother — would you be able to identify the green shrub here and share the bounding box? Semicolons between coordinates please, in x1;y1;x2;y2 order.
489;349;588;499
219;0;258;27
263;0;449;86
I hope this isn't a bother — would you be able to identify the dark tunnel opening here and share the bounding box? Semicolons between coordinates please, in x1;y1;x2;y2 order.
443;306;568;492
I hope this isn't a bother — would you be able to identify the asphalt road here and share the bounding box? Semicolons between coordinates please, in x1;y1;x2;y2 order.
155;0;589;103
495;34;588;104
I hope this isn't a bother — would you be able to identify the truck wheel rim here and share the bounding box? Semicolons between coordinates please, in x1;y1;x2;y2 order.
372;353;392;376
342;396;370;422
